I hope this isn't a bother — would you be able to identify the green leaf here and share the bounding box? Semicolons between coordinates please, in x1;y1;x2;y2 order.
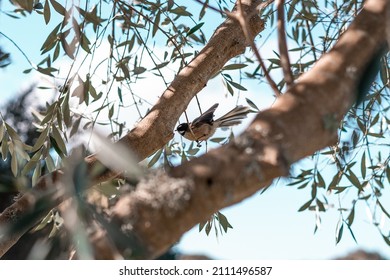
370;113;380;127
356;118;366;133
187;22;204;36
152;61;169;70
37;66;58;77
60;32;75;59
328;173;341;190
40;102;57;125
32;160;42;186
311;183;317;198
49;0;65;15
316;199;326;212
13;0;34;12
53;42;60;61
298;199;313;212
346;170;362;192
33;211;53;232
62;92;71;127
70;116;82;138
80;32;91;53
222;63;248;71
170;6;192;16
199;0;208;19
108;104;114;119
205;220;212;236
152;11;160;37
45;153;56;172
128;35;136;53
56;107;63;131
347;206;355;226
0;122;4;141
22;154;41;175
31;127;49;152
268;58;281;66
287;0;299;21
117;87;123;103
287;178;306;186
209;137;225;143
14;140;30;161
89;82;99;100
226;81;234;95
246;98;259;111
289;46;305;52
297;181;309;189
34;2;43;9
1;136;8;161
317;172;326;188
81;76;90;105
51;126;67;156
148;148;163;168
186;148;199;156
345;222;358;244
298;169;313;178
381;234;390;246
361;151;366;179
133;66;146;75
351;129;359;147
40;23;61;53
377;200;390;219
5;123;22;142
199;220;206;232
228;80;247;91
336;221;344;244
367;132;384;138
11;151;18;176
181;151;188;164
95;181;121;197
76;6;106;30
44;0;51;24
217;211;233;233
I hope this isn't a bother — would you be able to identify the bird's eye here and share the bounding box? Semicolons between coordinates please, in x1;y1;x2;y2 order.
176;123;188;135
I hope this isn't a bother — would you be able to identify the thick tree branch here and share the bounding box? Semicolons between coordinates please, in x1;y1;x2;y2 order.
0;0;265;258
1;0;388;259
108;0;389;258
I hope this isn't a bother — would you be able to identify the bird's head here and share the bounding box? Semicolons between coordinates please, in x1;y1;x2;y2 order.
176;123;189;136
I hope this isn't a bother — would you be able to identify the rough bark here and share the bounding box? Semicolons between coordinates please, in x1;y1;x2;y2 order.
108;0;389;258
0;0;388;259
0;0;265;258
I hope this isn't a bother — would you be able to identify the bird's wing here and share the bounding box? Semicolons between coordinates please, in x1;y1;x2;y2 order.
191;103;219;126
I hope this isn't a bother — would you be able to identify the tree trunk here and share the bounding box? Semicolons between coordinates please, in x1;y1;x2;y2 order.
0;0;388;259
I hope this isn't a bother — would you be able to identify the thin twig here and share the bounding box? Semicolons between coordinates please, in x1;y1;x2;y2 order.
192;0;280;96
227;0;281;97
193;0;226;14
0;31;36;69
276;0;293;89
301;1;317;61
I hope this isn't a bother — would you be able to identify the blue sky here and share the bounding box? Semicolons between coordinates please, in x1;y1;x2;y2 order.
0;1;389;260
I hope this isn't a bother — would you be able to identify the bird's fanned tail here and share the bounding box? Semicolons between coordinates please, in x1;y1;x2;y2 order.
216;106;253;127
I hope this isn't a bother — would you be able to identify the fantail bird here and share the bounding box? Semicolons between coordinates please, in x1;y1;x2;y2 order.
176;103;253;143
